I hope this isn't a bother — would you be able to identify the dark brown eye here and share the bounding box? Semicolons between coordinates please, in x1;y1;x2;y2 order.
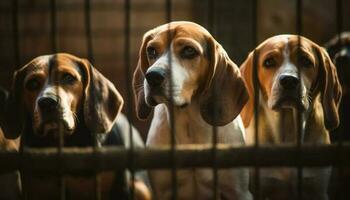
25;79;41;91
61;73;76;84
147;46;158;59
298;55;313;68
181;46;198;59
263;57;276;68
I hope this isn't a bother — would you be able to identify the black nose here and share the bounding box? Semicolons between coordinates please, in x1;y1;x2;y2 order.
145;68;166;87
38;96;58;112
279;75;300;90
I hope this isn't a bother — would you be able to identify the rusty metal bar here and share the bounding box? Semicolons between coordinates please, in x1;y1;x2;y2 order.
123;0;135;199
50;0;57;53
49;0;65;199
207;0;218;199
336;0;344;199
252;0;260;199
296;0;303;199
12;0;20;68
83;0;100;199
1;144;350;173
165;0;177;199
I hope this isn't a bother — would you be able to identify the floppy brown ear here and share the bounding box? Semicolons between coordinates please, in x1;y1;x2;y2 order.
79;59;123;134
199;37;249;126
132;33;153;120
0;68;26;139
316;46;342;131
239;51;258;128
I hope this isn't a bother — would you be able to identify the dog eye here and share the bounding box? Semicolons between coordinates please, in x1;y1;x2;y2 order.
181;46;198;59
298;55;313;68
263;57;276;68
147;46;158;59
61;73;77;84
25;79;41;91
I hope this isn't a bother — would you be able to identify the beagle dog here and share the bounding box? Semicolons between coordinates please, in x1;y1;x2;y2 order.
0;53;150;200
133;21;252;200
240;35;342;200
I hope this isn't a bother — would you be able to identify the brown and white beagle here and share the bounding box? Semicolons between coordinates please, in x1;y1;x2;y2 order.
240;35;342;200
133;21;252;200
0;53;151;200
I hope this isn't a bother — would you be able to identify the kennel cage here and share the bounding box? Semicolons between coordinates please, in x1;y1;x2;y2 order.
0;0;349;199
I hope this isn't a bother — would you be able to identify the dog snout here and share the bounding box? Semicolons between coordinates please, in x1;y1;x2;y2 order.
38;96;59;112
145;68;166;87
279;75;300;90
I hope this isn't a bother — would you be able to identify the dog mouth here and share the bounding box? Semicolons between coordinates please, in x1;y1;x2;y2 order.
146;93;189;108
37;120;74;138
271;95;306;111
145;85;189;108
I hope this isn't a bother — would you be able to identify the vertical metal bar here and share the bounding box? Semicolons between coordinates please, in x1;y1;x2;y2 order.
50;0;65;199
12;0;20;68
296;0;303;199
85;0;94;64
165;0;177;199
12;1;26;199
252;49;260;200
252;0;260;199
84;0;100;199
207;0;218;199
50;0;57;53
336;0;344;199
123;0;135;199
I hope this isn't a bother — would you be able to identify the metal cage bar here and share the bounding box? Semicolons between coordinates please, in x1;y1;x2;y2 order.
83;0;102;199
123;0;135;199
336;0;344;199
207;0;219;199
296;0;304;199
164;0;177;199
1;144;350;172
251;0;260;199
49;0;67;199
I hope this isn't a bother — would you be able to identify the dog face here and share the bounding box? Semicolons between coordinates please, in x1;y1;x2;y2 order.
22;55;84;137
241;35;342;130
256;35;319;111
133;21;248;126
141;22;211;107
2;53;123;140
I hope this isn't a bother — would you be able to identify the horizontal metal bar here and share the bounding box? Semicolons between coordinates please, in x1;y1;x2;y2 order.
0;144;349;174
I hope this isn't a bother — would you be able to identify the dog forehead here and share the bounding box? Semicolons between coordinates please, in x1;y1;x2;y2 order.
26;54;81;76
149;21;210;43
259;35;315;56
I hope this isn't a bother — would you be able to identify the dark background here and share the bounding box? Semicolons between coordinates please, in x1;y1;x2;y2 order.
0;0;349;139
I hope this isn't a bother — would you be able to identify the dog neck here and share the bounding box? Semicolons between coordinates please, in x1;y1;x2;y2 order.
149;99;241;145
246;92;330;145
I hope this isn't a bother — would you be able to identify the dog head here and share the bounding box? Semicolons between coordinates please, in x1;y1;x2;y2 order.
2;53;123;139
325;32;350;95
133;21;248;126
240;35;342;130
